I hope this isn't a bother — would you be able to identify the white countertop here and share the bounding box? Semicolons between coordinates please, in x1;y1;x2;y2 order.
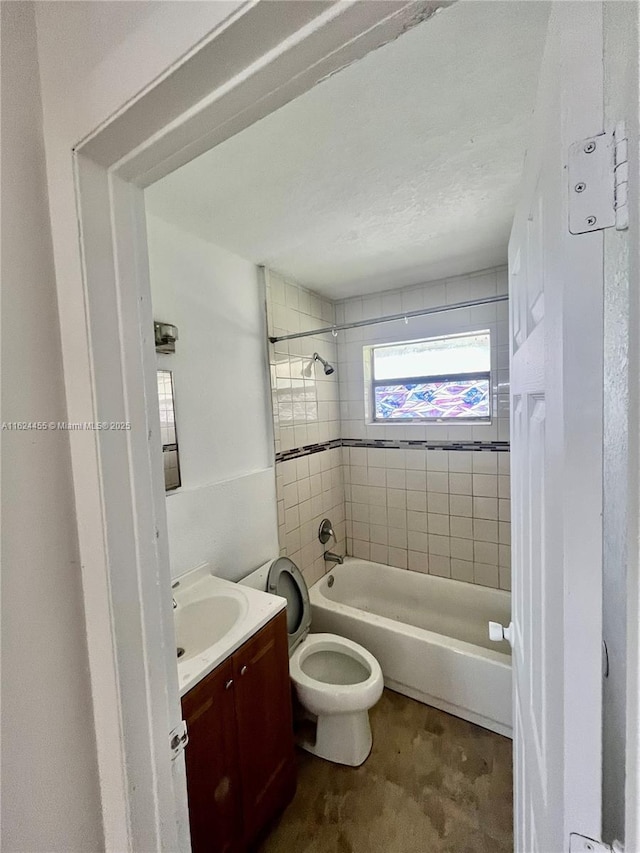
173;564;286;697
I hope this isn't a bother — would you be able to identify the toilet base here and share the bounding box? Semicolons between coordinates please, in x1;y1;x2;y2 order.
298;710;373;767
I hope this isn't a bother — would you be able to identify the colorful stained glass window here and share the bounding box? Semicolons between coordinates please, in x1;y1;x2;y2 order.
374;378;490;420
369;331;491;422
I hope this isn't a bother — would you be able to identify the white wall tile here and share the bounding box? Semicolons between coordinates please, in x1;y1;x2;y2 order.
429;555;451;577
428;492;449;515
499;560;511;590
409;551;428;572
352;540;370;560
451;559;474;583
450;515;473;539
473;473;498;497
451;537;474;561
370;543;388;565
406;470;427;491
474;519;498;543
352;521;370;542
388;547;407;569
429;534;450;557
389;527;408;549
407;490;427;512
473;497;499;520
405;450;426;470
450;495;473;518
499;499;511;522
369;505;388;526
387;507;407;529
427;472;449;493
407;510;427;532
387;488;406;509
499;544;511;568
368;467;386;487
474;562;499;588
475;541;498;566
499;521;511;545
449;473;472;495
428;513;449;536
448;451;472;473
408;530;428;553
352;503;369;523
426;452;449;472
371;525;388;545
386;468;406;490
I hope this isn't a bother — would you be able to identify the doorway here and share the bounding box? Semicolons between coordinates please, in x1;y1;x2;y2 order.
69;2;638;851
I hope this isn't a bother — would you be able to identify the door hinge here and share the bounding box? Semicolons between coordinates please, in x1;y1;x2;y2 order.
568;122;628;234
570;833;624;853
169;720;188;760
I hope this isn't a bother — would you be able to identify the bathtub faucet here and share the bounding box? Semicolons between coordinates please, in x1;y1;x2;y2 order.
324;551;344;565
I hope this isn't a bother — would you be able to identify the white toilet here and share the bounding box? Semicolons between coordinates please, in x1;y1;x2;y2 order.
241;557;383;767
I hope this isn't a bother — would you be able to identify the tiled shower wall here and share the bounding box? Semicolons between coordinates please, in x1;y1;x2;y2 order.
266;265;511;591
266;269;346;586
337;267;511;590
341;446;511;589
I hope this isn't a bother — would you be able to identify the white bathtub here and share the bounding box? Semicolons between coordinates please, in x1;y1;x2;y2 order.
309;557;512;737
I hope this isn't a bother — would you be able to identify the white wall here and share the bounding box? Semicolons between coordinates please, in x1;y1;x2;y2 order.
0;3;103;849
146;213;278;580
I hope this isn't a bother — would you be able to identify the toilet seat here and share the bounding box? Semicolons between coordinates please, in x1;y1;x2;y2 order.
266;557;310;653
290;633;384;715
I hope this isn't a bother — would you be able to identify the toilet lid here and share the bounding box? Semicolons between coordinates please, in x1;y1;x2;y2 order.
267;557;310;652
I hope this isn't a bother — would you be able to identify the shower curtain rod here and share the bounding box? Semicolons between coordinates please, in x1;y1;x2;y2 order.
268;293;509;344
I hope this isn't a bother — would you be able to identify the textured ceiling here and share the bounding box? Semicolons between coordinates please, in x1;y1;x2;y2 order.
145;1;549;299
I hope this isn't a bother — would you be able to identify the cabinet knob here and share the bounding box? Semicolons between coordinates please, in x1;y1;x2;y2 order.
225;679;233;690
240;665;248;676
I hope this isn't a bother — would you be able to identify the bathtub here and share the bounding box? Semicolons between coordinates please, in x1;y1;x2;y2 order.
309;557;512;737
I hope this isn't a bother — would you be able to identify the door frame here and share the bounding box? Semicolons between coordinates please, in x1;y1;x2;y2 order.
68;3;452;849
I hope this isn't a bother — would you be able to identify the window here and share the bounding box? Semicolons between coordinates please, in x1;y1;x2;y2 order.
157;370;182;490
366;331;491;422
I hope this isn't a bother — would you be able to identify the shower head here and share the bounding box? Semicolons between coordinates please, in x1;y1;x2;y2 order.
313;352;335;376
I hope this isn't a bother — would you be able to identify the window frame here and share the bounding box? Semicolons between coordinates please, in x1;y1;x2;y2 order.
365;331;492;425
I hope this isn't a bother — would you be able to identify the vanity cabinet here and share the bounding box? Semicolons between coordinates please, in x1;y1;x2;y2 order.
182;610;296;852
181;658;240;853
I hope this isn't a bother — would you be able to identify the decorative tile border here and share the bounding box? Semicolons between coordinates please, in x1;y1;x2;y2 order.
276;437;510;463
341;438;510;452
276;438;342;463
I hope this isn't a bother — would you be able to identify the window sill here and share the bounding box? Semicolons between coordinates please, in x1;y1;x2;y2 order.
366;419;493;427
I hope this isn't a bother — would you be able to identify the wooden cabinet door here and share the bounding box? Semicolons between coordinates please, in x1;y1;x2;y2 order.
232;611;296;848
182;658;241;853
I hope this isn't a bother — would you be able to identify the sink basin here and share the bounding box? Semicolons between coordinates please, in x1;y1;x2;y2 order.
175;596;243;662
171;564;286;696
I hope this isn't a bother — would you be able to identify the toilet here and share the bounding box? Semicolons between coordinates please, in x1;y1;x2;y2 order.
241;557;383;766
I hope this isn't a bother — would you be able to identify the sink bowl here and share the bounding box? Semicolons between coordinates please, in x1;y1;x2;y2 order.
175;596;243;662
171;565;286;696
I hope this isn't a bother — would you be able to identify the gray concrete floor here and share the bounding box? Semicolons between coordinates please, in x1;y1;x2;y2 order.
260;689;513;853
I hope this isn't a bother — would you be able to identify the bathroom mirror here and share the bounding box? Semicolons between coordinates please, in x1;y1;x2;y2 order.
157;370;181;491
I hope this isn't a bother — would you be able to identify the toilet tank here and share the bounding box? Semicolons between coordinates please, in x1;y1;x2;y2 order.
238;561;273;591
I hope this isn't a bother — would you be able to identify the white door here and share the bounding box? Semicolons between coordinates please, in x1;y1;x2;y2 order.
509;4;604;851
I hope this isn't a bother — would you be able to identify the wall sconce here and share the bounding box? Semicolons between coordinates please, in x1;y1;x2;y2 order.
154;321;178;354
